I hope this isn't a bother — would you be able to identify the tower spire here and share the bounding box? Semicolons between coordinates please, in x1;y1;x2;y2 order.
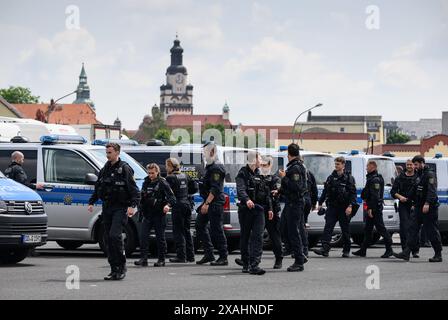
73;63;95;110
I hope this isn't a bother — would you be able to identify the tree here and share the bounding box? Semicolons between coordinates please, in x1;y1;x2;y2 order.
132;105;167;143
154;128;172;144
387;132;411;144
0;86;40;104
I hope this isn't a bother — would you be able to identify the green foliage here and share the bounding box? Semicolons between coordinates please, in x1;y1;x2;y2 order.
386;132;411;144
0;86;40;104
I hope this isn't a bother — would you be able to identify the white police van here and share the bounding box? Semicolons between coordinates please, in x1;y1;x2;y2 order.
0;170;47;264
121;144;250;252
341;151;400;245
0;135;147;256
257;147;336;248
393;154;448;245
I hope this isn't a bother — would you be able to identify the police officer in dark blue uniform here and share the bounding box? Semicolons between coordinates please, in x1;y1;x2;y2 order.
4;151;43;190
261;155;284;269
353;160;394;258
278;143;307;272
391;159;420;257
313;156;357;258
394;156;443;262
195;142;228;266
134;163;176;267
165;158;198;263
235;151;272;275
88;143;140;281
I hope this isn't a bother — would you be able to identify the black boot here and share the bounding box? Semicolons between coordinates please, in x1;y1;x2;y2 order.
134;259;148;267
313;248;329;257
169;257;186;263
342;252;350;258
154;260;166;267
104;267;117;281
210;257;228;266
249;266;266;275
196;255;215;265
235;258;244;266
114;265;127;280
393;250;410;261
381;248;394;259
287;263;304;272
352;249;366;257
273;257;283;269
429;255;443;263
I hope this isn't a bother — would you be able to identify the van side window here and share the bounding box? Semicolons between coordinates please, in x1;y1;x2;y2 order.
43;149;97;184
0;150;38;182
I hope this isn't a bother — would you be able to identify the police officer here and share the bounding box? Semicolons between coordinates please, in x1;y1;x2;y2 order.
235;151;272;275
195;142;228;266
88;143;140;281
391;159;420;257
353;160;394;258
278;143;307;272
165;158;198;263
4;151;43;190
261;155;284;269
134;163;176;267
300;161;318;259
394;156;443;262
313;156;357;258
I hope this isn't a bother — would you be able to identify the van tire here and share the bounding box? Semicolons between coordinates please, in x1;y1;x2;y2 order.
441;232;448;246
56;240;84;250
0;248;30;265
97;222;137;258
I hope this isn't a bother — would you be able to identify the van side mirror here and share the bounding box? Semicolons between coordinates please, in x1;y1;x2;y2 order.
85;173;98;185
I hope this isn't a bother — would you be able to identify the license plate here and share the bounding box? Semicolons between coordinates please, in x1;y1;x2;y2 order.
22;234;42;244
383;200;395;206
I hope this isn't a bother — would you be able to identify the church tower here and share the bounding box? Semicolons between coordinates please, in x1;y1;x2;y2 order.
73;63;95;109
159;36;193;119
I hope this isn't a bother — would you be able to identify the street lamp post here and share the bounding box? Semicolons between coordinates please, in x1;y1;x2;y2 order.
291;103;323;144
45;90;77;123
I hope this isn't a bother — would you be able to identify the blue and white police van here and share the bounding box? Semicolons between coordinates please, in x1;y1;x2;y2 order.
0;170;47;264
0;135;147;256
393;154;448;245
121;143;250;252
340;151;400;245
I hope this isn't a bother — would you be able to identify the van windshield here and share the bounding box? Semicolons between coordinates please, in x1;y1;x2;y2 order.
372;158;397;186
302;155;334;185
88;149;147;180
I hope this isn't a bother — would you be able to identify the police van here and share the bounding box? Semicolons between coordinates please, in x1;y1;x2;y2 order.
121;144;250;252
340;151;400;245
393;154;448;245
256;147;336;248
0;170;47;264
0;135;147;256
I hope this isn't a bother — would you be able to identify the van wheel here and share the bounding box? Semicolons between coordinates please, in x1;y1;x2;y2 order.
352;233;381;247
97;223;137;258
0;248;30;265
56;240;84;250
330;234;344;248
227;238;240;253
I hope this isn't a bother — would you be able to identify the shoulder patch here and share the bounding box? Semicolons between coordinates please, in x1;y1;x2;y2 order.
374;183;380;190
293;174;301;181
429;177;435;185
213;173;221;181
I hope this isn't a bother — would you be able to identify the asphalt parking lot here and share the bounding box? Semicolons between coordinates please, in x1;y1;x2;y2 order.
1;241;447;300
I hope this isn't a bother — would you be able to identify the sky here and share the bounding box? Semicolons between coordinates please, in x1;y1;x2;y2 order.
0;0;447;130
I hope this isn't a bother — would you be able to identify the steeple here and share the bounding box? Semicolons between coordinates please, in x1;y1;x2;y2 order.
167;37;187;75
223;101;230;120
73;63;95;110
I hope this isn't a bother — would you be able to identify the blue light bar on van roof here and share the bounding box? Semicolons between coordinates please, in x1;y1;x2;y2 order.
434;153;443;159
40;135;87;145
92;139;139;146
279;146;288;152
350;150;360;155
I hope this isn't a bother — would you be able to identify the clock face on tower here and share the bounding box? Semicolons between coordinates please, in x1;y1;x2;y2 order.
175;74;184;84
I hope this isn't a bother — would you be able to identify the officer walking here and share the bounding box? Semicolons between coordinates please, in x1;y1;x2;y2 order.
195;142;228;266
165;158;198;263
278;143;307;272
353;160;394;258
88;143;140;281
260;155;284;269
234;151;272;275
391;159;420;258
134;163;176;267
394;156;443;262
313;156;357;258
4;151;43;190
